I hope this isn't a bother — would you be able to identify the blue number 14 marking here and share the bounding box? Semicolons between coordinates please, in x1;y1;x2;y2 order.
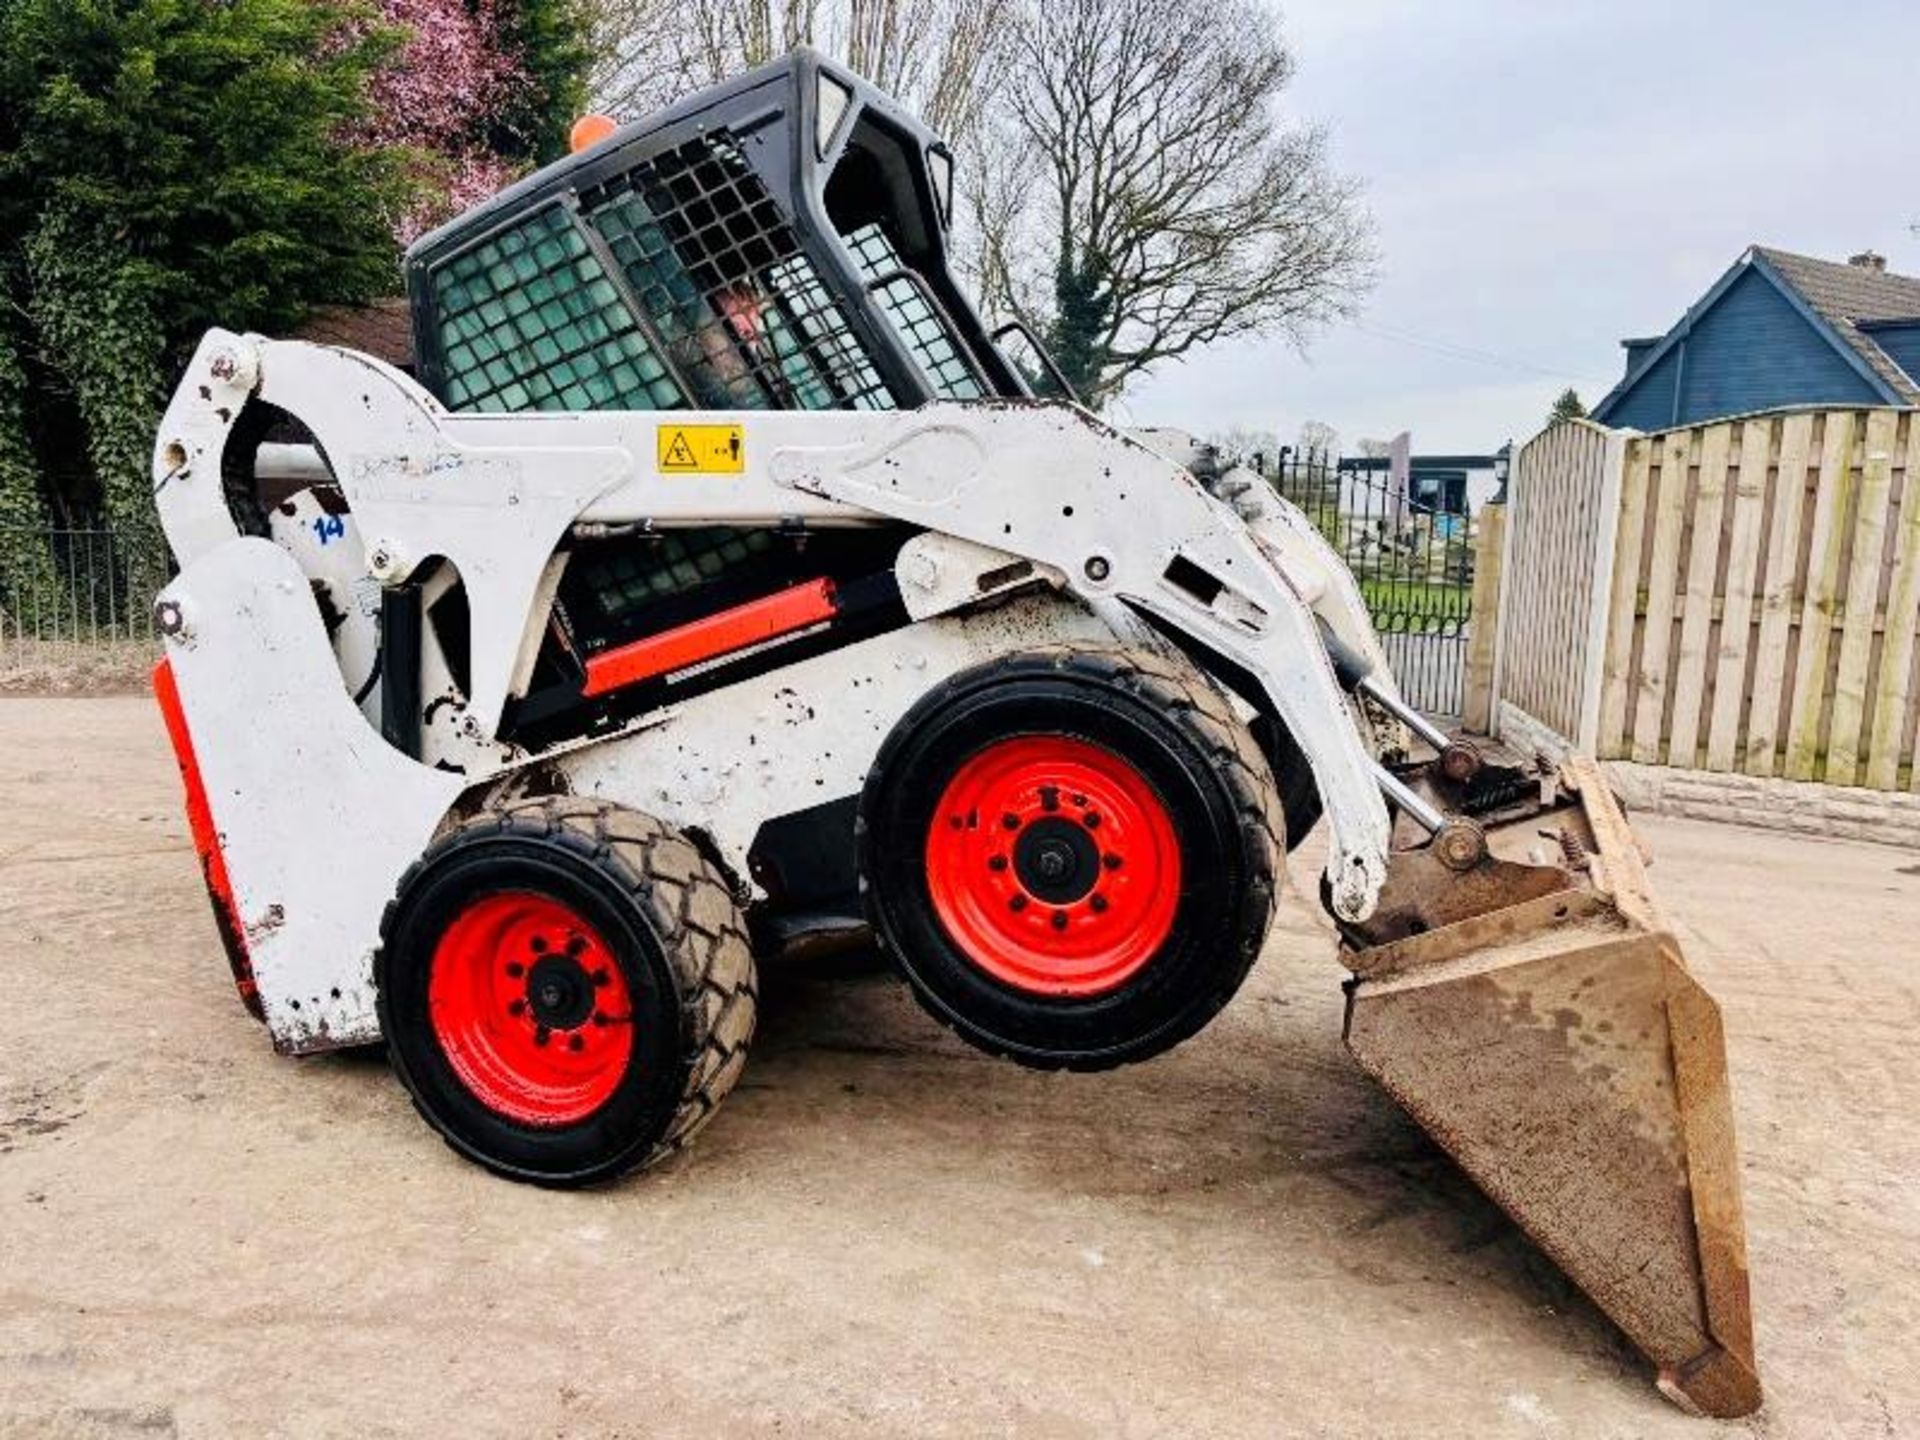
312;515;346;545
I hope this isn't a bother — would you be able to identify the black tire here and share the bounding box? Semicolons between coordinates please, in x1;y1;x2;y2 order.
376;797;756;1186
1250;713;1325;850
859;644;1284;1071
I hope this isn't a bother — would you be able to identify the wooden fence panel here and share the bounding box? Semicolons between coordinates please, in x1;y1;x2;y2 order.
1741;412;1816;775
1783;414;1859;781
1631;430;1695;763
1704;421;1772;771
1868;418;1920;791
1666;422;1733;767
1497;419;1614;744
1826;411;1899;784
1523;406;1920;793
1595;437;1651;752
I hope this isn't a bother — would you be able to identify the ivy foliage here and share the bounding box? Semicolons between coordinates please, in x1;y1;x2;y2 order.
24;207;168;561
0;300;56;610
0;0;420;570
1048;255;1117;405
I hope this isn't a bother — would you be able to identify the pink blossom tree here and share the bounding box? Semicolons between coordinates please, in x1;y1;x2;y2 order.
354;0;533;242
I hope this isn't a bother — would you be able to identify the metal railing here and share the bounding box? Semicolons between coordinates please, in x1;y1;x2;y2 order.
1257;450;1476;717
0;525;169;679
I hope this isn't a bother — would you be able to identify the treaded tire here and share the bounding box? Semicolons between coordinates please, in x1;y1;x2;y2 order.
859;644;1284;1071
377;796;756;1186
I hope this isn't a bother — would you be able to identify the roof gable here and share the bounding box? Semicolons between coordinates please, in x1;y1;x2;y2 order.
1751;248;1920;405
1592;248;1914;426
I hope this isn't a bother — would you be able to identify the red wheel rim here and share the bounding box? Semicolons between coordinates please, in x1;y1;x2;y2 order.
924;736;1182;996
427;892;635;1126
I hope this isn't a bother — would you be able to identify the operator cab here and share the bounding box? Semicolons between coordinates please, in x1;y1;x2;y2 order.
389;52;1082;756
404;48;1051;418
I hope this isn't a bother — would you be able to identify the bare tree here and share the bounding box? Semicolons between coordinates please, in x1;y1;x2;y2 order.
1297;420;1340;459
583;0;678;112
588;0;1011;146
974;0;1373;407
1213;424;1281;458
1208;424;1283;475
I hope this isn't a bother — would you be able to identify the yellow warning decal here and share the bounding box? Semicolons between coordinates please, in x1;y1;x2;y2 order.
656;423;745;474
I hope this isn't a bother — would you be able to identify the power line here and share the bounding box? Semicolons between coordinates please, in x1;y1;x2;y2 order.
1345;320;1614;387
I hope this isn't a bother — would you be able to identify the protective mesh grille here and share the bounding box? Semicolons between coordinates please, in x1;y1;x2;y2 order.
583;136;893;411
429;134;898;415
574;528;777;628
430;205;687;412
842;222;984;400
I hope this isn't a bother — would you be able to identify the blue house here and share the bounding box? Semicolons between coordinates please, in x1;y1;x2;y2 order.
1591;247;1920;430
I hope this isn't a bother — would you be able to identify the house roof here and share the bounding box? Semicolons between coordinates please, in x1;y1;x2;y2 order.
1751;247;1920;404
1593;246;1920;423
294;298;414;371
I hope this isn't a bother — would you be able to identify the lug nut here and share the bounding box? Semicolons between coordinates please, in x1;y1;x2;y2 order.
509;999;526;1016
988;855;1008;872
568;1034;585;1052
1090;894;1109;913
1002;813;1021;831
1083;812;1101;829
1103;853;1123;870
506;961;524;978
592;969;610;987
530;936;548;953
1050;910;1068;931
534;1025;551;1046
1009;895;1028;912
566;935;587;956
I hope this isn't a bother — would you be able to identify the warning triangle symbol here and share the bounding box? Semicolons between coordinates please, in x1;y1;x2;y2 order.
663;430;698;468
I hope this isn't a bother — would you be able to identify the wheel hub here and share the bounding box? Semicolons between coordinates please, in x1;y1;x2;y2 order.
924;735;1182;997
426;892;634;1126
525;953;597;1030
1013;817;1100;903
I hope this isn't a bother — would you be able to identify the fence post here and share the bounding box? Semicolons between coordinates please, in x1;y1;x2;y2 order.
1485;440;1526;740
1573;427;1630;753
1462;501;1506;733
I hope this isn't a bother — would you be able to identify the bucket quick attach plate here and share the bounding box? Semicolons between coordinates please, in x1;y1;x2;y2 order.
1339;754;1761;1418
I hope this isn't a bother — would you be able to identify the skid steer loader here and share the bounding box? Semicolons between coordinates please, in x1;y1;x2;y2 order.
147;49;1759;1416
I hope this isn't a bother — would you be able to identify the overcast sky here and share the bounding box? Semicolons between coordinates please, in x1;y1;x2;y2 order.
1121;0;1920;454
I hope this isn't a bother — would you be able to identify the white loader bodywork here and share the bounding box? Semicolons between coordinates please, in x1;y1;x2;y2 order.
153;328;1399;1052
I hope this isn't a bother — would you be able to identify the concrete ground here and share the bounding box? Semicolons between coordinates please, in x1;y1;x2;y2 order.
1;697;1915;1439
